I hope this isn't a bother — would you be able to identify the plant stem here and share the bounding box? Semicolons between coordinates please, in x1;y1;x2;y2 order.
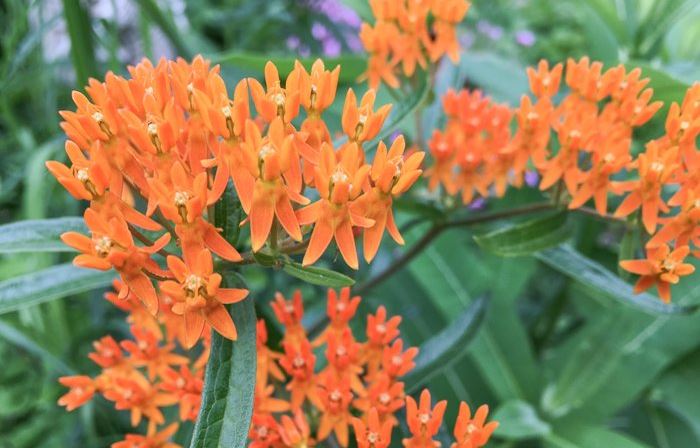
128;224;174;258
354;202;553;295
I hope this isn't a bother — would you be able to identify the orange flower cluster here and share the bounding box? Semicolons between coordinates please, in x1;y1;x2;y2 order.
48;56;424;347
58;280;209;447
250;288;498;447
426;58;700;302
360;0;471;89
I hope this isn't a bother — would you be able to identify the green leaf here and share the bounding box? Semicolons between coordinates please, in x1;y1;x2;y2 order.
474;212;572;257
0;218;86;253
578;1;620;63
0;264;114;315
0;320;74;374
403;296;488;391
542;282;700;421
190;293;256;448
493;400;551;440
213;52;366;85
282;261;355;288
134;0;193;58
655;351;700;439
546;425;651;448
458;52;529;105
214;181;242;246
61;0;98;87
535;246;699;315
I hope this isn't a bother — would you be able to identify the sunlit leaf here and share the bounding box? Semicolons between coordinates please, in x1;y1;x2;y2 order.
0;218;86;253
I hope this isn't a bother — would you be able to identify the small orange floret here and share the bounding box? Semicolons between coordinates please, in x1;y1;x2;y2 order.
620;244;695;302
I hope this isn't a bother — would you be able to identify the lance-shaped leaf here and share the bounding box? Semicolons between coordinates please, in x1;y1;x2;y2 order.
214;181;242;246
403;296;488;391
474;212;572;257
0;320;74;374
0;217;86;253
190;290;256;448
535;245;699;315
493;400;551;440
282;260;355;288
0;264;114;315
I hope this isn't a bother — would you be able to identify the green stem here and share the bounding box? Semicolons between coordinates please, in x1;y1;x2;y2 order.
61;0;98;87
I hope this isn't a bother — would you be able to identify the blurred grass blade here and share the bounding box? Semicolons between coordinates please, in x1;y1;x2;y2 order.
190;293;256;448
0;264;114;315
536;246;699;315
474;212;572;257
403;296;487;391
0;320;74;374
135;0;193;58
579;1;621;63
493;400;551;440
282;261;355;288
61;0;98;87
213;52;366;84
0;217;86;253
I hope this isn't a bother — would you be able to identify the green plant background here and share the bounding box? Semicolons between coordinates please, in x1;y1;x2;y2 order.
1;0;699;447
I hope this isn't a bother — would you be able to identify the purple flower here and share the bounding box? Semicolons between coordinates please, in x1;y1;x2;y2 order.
311;22;328;40
476;20;503;41
286;36;301;50
515;30;536;47
525;170;540;187
468;197;487;210
322;37;342;57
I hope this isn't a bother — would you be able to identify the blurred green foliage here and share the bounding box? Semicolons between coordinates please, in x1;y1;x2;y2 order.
0;0;699;447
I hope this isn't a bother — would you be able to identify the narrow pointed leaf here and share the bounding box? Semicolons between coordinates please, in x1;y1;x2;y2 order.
536;246;699;315
474;212;572;257
190;293;256;448
0;218;86;253
0;264;114;315
0;321;74;374
403;296;487;391
282;261;355;288
214;181;242;246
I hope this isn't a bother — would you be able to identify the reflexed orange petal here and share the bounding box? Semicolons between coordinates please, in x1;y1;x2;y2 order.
206;304;237;340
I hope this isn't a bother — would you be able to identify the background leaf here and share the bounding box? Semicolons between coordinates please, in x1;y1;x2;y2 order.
493;400;551;440
282;261;355;288
474;212;572;257
0;264;114;315
0;217;86;253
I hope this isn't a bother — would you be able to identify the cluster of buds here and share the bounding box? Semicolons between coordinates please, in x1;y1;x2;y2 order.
250;288;498;447
47;56;424;346
58;280;209;446
426;58;700;302
360;0;471;89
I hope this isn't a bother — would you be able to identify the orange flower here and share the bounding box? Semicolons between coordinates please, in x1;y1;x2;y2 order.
359;136;424;262
249;414;282;448
313;287;361;347
527;60;563;98
451;403;498;448
112;423;180;448
271;290;306;347
58;376;96;411
353;374;405;424
620;244;695;302
279;337;319;410
159;249;249;347
278;410;315;447
382;339;418;379
61;209;169;314
159;366;204;421
614;141;679;233
120;325;188;379
403;389;447;448
352;407;393;448
248;61;301;124
257;319;285;386
317;375;354;447
103;373;178;426
298;144;374;269
342;89;392;144
239;117;308;251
